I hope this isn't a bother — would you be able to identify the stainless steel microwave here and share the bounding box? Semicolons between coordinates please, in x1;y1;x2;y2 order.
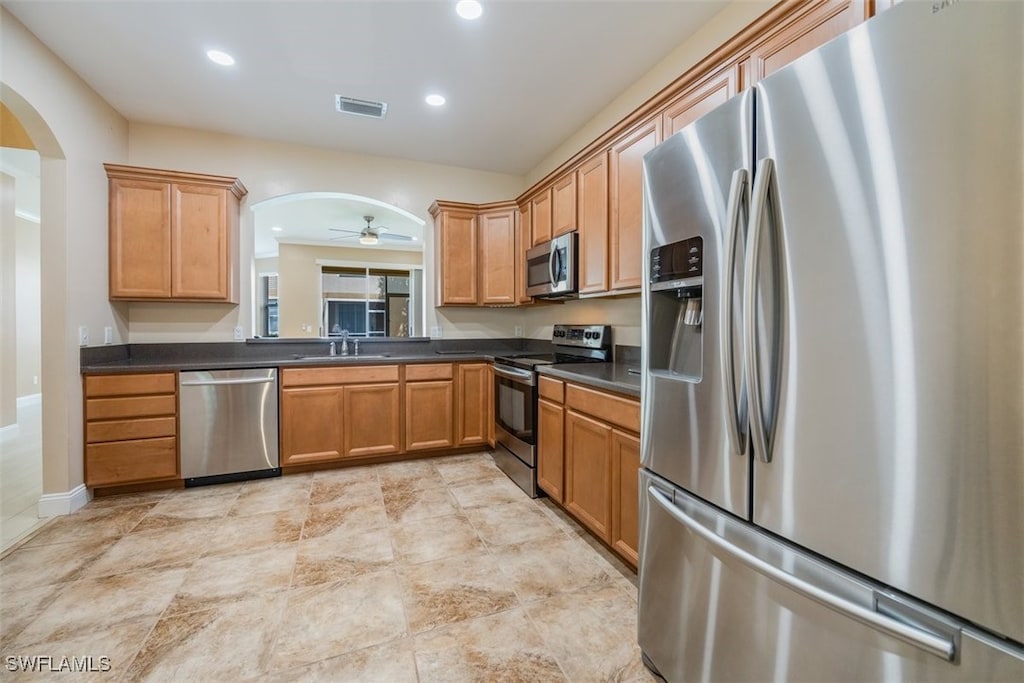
525;231;578;299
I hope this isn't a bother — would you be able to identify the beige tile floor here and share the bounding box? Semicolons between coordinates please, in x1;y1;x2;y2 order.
0;452;654;682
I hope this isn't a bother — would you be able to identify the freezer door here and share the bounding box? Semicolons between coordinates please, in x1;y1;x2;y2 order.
641;90;753;518
637;470;1024;682
748;1;1024;642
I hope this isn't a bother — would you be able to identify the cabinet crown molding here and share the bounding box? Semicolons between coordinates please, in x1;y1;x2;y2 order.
103;163;247;199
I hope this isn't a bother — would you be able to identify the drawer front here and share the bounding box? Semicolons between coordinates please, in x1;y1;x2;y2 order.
281;365;400;387
85;372;176;397
86;416;177;444
86;437;178;487
565;384;640;433
538;376;565;403
405;363;454;381
86;395;177;421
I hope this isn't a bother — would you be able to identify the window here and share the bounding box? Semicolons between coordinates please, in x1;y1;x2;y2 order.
258;274;279;337
322;268;412;337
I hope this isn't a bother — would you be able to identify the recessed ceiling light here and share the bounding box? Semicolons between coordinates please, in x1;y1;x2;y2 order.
206;49;235;66
270;226;283;232
456;0;483;20
425;94;446;107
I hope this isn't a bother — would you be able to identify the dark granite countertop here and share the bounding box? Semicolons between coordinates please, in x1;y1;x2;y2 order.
80;338;548;374
537;362;641;398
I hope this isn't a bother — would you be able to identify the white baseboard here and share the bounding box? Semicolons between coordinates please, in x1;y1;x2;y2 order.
17;393;42;407
38;484;91;518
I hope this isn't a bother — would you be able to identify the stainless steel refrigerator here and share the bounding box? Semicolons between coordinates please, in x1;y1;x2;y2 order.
638;2;1024;680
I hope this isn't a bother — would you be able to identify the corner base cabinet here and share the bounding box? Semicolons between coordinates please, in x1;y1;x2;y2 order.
105;164;246;303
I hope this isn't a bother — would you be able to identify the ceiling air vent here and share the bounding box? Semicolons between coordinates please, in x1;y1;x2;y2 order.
335;95;388;120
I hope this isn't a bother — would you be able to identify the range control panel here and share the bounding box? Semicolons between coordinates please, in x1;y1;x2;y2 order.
552;324;612;349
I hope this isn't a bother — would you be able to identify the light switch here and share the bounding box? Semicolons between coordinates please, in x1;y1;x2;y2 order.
104;326;113;344
78;326;89;346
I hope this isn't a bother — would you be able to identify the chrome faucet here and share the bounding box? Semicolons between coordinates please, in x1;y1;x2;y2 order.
328;341;336;357
340;330;350;356
353;338;360;356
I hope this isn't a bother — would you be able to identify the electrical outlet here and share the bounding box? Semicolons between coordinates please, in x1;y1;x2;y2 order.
33;375;38;386
78;326;89;346
430;326;443;338
513;325;523;338
233;325;244;341
104;326;113;344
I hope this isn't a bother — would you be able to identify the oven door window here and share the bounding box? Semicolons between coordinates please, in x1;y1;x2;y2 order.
494;374;535;444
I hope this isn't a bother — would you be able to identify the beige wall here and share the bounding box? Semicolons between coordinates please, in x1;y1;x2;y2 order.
16;215;41;397
525;0;772;186
523;296;641;347
276;243;422;338
126;123;524;341
2;8;129;498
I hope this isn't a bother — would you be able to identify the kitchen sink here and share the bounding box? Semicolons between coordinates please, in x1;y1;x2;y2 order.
293;354;392;361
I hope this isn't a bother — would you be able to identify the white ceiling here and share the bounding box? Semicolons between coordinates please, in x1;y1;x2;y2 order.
252;193;425;258
5;0;728;176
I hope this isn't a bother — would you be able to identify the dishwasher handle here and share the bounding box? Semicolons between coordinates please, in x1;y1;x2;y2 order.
179;377;277;387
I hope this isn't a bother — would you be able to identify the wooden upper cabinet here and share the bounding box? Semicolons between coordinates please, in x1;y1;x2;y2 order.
576;152;610;295
478;205;517;305
530;187;553;247
551;172;577;237
432;203;479;305
609;118;661;291
662;64;741;138
745;0;869;83
516;203;533;304
105;164;244;303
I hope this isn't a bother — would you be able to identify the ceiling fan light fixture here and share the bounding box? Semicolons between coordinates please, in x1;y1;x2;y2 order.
359;233;379;245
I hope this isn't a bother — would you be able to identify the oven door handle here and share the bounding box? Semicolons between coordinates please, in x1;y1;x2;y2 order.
492;364;536;386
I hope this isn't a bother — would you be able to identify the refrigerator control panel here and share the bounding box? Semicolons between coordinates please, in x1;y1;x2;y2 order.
651;237;703;286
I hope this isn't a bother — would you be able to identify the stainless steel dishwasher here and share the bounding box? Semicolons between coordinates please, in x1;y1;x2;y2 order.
179;368;279;486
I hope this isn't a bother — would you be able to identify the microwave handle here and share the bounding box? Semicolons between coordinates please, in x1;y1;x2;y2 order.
548;245;558;285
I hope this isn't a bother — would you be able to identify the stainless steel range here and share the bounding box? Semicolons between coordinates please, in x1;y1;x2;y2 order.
492;324;611;497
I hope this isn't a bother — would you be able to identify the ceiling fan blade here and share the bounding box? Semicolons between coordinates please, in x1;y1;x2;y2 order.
329;234;359;241
380;233;414;241
328;228;362;234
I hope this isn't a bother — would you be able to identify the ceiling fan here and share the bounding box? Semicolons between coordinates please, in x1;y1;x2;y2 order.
328;215;414;245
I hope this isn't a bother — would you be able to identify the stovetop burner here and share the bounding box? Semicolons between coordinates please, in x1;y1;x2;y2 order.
493;325;612;371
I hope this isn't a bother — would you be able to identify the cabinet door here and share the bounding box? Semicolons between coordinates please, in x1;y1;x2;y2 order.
611;429;641;567
565;409;613;542
109;178;171;299
537;398;565;503
486;365;495;448
662;65;740;137
576;153;609;295
609;118;661;290
478;208;517;305
281;386;343;466
171;183;231;300
343;383;401;458
530;188;552;247
437;209;478;304
516;204;533;304
456;363;489;446
405;380;454;451
746;0;868;83
552;172;577;237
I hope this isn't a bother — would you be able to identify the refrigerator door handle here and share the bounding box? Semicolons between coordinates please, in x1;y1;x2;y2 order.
720;168;748;457
744;158;774;463
648;486;958;662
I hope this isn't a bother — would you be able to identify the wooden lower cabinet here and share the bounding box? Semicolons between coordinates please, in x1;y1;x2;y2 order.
280;386;344;465
343;383;401;457
537;398;565;502
610;429;641;566
456;363;490;447
565;409;613;543
405;380;454;451
84;372;179;488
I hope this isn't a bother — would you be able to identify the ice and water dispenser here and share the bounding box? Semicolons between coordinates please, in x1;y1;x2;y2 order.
649;236;703;380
